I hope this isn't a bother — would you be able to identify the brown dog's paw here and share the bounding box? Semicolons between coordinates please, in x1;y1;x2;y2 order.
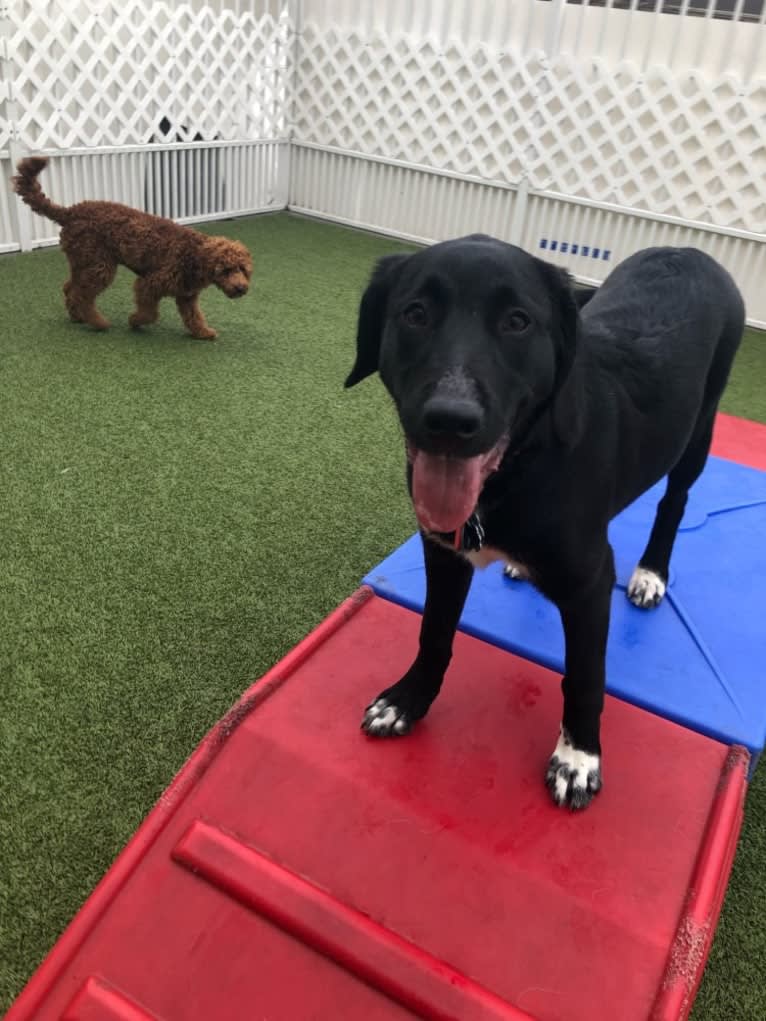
193;327;218;340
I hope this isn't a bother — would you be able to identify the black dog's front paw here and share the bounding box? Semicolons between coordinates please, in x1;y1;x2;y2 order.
360;674;438;738
361;696;412;736
627;565;667;608
545;727;602;810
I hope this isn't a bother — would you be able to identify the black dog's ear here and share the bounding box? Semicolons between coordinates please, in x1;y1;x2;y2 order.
345;254;410;387
534;260;584;445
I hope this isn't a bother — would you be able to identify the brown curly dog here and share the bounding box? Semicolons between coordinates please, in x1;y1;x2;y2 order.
13;156;253;339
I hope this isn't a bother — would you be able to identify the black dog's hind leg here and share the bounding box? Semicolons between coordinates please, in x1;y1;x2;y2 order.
546;547;614;809
362;535;473;736
628;411;716;609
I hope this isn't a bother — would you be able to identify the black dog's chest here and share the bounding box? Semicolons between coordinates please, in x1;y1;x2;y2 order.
429;507;533;577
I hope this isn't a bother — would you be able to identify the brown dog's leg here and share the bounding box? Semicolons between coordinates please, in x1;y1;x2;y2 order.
129;277;162;330
175;295;217;340
66;262;115;330
63;280;82;322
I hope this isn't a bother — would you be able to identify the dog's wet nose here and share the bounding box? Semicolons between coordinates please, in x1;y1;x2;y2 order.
232;284;247;297
422;397;483;440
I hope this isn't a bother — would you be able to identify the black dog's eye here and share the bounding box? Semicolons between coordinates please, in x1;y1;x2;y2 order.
402;302;429;329
498;308;531;335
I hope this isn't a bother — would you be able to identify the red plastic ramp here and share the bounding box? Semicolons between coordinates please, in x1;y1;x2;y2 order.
8;590;747;1021
711;412;766;470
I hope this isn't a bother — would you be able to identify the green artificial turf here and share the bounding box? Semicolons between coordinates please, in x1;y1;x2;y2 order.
1;212;764;1017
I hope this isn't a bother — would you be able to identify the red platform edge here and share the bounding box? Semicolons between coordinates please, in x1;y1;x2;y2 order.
651;406;755;1021
711;412;766;470
5;588;377;1021
651;745;749;1021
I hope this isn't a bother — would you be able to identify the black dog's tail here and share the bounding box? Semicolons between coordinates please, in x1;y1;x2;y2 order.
12;157;70;225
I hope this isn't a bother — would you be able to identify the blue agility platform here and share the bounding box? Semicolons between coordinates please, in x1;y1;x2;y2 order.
364;455;766;769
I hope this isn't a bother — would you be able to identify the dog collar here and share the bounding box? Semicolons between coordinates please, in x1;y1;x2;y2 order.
437;512;484;552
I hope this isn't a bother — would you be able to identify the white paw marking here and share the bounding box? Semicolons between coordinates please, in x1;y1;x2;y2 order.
627;566;666;608
545;727;602;810
361;697;410;737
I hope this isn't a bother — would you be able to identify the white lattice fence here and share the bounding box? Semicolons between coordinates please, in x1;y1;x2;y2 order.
2;0;766;323
0;157;20;253
518;192;766;319
1;0;291;251
288;144;766;326
14;141;287;248
289;146;525;247
7;0;290;148
293;20;766;234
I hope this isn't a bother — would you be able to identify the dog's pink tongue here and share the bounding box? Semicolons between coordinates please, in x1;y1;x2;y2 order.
411;450;484;533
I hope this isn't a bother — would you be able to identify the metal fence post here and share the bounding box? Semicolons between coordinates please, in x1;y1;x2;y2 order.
1;0;32;251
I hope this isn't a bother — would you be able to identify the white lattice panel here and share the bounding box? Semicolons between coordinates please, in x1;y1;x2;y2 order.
293;22;766;233
7;0;291;149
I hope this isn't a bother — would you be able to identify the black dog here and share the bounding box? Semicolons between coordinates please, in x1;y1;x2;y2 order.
346;236;744;809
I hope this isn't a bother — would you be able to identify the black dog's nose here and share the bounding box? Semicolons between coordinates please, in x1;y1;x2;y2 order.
233;285;246;297
422;397;483;439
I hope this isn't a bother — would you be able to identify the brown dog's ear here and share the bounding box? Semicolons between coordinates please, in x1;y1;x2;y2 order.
534;259;584;445
202;236;227;275
345;253;411;387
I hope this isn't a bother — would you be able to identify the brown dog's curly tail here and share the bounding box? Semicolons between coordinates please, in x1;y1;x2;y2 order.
12;156;69;225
